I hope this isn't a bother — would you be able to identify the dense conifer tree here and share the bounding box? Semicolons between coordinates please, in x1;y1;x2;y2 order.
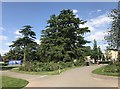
39;9;90;62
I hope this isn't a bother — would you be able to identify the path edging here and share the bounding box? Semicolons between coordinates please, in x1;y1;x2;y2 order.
91;73;119;80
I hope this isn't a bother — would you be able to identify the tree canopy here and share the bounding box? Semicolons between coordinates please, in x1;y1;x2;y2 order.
8;25;38;65
38;9;90;62
91;39;103;62
105;1;120;61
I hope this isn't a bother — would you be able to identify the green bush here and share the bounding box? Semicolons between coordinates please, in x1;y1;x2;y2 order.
19;60;84;72
19;61;59;72
92;62;120;76
101;62;120;73
74;60;85;66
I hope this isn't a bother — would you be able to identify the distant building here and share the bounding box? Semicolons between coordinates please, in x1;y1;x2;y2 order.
105;49;118;62
85;56;95;64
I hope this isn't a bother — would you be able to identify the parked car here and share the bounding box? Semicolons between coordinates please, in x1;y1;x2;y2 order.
8;60;22;65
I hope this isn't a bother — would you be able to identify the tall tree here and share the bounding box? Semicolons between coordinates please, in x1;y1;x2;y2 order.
38;9;90;62
105;1;120;61
10;25;37;65
91;39;99;62
83;46;92;56
98;46;103;60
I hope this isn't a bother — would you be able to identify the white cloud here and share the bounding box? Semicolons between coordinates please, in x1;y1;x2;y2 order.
99;44;109;53
15;35;21;39
0;27;5;31
75;14;79;18
79;23;95;32
14;30;23;39
89;10;101;15
73;9;78;14
4;42;12;46
79;14;111;32
97;9;102;12
0;35;8;41
35;39;41;45
86;31;107;41
72;9;79;18
83;14;111;52
0;49;9;56
88;14;112;27
14;30;22;36
89;11;95;15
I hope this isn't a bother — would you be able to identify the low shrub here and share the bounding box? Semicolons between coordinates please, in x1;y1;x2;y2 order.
103;62;120;73
74;60;85;66
93;62;120;74
19;60;84;72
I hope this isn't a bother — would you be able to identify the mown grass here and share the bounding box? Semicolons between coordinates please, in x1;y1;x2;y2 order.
1;76;28;89
92;63;120;77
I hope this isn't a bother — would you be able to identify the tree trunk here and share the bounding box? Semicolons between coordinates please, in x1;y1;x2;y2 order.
23;47;26;66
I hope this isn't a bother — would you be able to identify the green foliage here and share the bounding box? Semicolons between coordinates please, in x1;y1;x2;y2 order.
3;48;24;61
105;2;120;61
102;54;105;61
91;40;98;62
38;9;90;62
73;59;85;66
83;46;92;56
4;9;91;73
19;60;85;72
104;62;120;73
93;62;120;76
91;40;103;62
97;46;103;60
4;25;38;65
105;8;120;49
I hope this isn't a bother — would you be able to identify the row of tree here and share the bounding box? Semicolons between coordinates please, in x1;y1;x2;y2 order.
3;8;114;65
91;40;105;62
4;9;91;65
105;1;120;61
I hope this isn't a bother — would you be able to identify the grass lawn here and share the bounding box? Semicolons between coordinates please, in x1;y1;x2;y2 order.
1;76;28;89
92;64;120;77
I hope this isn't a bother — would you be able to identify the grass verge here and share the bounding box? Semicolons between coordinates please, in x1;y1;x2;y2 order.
1;76;28;89
92;65;120;77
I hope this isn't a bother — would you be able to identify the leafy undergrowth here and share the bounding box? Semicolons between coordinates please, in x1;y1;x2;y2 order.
11;65;84;75
11;61;85;75
92;62;120;77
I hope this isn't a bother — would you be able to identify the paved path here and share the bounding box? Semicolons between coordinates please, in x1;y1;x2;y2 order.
2;65;118;87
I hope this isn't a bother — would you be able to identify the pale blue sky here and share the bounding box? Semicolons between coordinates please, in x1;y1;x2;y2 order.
1;2;118;55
